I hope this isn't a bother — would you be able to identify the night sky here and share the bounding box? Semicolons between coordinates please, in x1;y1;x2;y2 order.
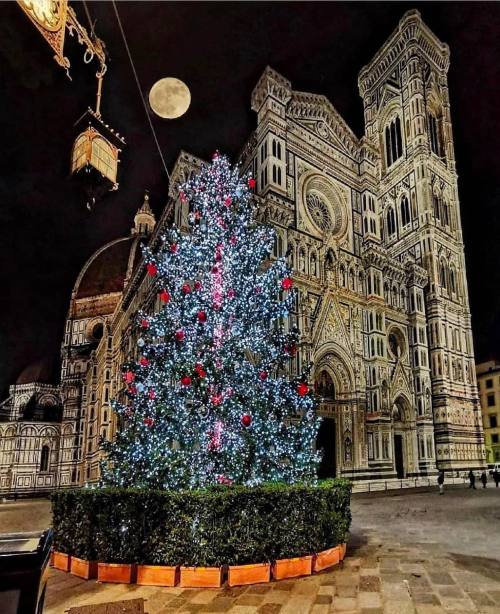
1;2;499;397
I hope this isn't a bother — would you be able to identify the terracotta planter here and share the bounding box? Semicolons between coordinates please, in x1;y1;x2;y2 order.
339;543;347;561
70;556;98;580
180;566;223;588
136;564;179;586
313;546;340;573
97;562;136;584
228;562;271;586
272;555;313;580
52;551;71;572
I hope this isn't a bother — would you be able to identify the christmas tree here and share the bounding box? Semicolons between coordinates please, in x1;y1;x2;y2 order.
101;153;321;490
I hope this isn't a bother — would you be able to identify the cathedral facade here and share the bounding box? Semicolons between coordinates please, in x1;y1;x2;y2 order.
0;10;485;495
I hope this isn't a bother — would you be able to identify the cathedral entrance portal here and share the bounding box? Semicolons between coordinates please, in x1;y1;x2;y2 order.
317;417;336;478
315;368;337;478
394;434;404;478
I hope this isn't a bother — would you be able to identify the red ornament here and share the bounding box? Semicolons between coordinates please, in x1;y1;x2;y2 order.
194;280;202;290
224;196;232;207
179;191;187;202
212;151;219;160
141;318;150;328
128;384;137;396
212;265;219;274
282;277;293;290
211;394;223;406
170;243;178;254
181;375;192;386
160;289;171;303
297;382;309;397
148;389;156;400
194;210;201;220
259;371;268;381
182;283;191;294
197;310;207;323
144;416;154;427
175;329;185;342
195;363;207;378
230;235;237;246
241;414;252;427
146;263;157;277
124;371;135;384
248;178;256;189
227;289;235;299
139;357;149;367
285;344;297;357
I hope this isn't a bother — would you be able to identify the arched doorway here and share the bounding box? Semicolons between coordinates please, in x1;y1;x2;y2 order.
392;394;411;478
315;369;337;478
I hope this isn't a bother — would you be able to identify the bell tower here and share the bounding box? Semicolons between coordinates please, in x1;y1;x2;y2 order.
358;10;485;470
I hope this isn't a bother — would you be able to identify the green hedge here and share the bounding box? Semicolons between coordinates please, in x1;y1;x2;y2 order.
51;480;351;566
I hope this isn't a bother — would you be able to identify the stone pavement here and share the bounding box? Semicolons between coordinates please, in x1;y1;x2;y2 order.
3;485;500;613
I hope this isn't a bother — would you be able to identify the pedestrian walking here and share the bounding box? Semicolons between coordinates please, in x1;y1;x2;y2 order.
437;470;445;494
493;469;500;488
481;471;487;488
468;470;476;489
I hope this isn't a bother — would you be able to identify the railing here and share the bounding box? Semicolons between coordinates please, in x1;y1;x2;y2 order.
351;475;470;493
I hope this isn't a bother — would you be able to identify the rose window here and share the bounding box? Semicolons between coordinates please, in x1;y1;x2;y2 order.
306;192;333;232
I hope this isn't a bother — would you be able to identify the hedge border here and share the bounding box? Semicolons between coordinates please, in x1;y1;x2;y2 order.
51;480;351;568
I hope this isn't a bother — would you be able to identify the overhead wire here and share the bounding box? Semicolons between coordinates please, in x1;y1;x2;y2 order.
111;1;171;181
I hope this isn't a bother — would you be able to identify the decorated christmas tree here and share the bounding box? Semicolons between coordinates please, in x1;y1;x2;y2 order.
101;153;321;490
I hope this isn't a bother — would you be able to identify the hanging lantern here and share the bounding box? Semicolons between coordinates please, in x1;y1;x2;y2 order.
71;108;126;210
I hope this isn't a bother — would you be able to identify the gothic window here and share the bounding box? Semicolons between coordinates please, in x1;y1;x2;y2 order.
442;201;449;226
386;207;396;237
277;167;282;185
433;195;441;221
40;445;50;471
272;164;277;183
103;410;108;422
439;262;448;289
400;195;411;227
299;248;306;273
428;113;442;156
450;267;457;294
384;116;403;167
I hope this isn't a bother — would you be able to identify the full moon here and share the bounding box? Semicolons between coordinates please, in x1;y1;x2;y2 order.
149;77;191;119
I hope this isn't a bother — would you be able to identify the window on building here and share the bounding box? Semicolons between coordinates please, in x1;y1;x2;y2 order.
400;196;411;227
492;434;499;444
428;113;441;156
385;116;403;167
490;415;498;428
40;445;50;472
486;379;493;389
487;394;495;407
387;207;396;236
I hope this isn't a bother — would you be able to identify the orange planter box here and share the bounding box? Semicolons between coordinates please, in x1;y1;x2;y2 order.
70;556;98;580
339;543;347;561
49;551;54;567
137;565;179;586
97;562;136;584
272;555;313;580
53;551;71;572
180;566;223;588
313;546;340;573
228;562;271;586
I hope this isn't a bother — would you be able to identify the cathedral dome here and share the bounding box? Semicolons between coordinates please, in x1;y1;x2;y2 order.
73;193;156;300
74;236;142;299
16;357;56;385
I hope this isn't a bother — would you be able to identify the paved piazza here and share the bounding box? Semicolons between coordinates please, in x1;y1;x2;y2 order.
2;486;500;613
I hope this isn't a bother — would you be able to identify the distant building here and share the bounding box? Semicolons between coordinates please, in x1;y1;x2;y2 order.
0;10;486;496
476;361;500;464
